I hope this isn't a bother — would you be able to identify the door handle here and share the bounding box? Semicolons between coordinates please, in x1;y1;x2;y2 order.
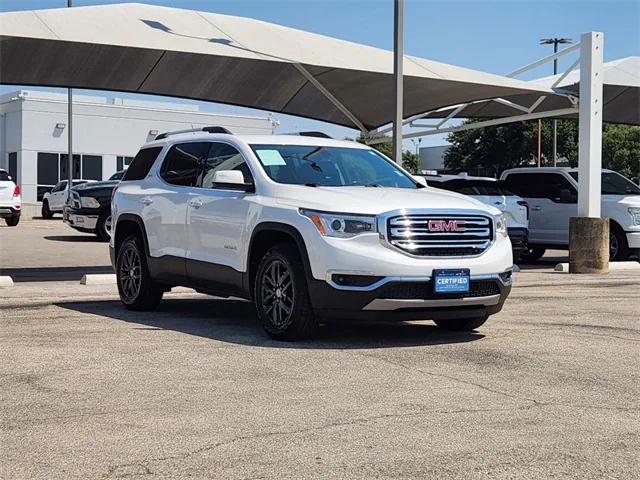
141;196;153;206
189;199;203;209
531;205;542;211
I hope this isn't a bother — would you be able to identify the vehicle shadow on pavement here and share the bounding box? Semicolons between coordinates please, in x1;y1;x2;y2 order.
57;297;485;349
44;235;103;242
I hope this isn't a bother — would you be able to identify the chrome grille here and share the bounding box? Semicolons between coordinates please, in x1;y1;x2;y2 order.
386;213;493;257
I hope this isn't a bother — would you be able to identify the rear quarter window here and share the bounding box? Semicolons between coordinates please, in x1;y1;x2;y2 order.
0;171;11;181
122;147;164;181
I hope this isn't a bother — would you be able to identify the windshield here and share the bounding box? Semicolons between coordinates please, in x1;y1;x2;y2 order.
569;171;640;195
250;145;418;189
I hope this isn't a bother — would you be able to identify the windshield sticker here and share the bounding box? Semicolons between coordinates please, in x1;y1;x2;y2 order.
256;149;287;166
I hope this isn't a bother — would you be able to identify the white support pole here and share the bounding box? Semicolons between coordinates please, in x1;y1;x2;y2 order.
577;32;603;218
392;0;404;163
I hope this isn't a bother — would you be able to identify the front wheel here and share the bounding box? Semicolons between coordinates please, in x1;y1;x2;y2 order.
5;215;20;227
609;225;630;261
95;211;112;242
254;243;317;341
41;201;53;219
434;314;489;332
116;235;164;311
520;247;546;263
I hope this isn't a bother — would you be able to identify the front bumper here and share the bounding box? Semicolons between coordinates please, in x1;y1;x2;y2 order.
0;206;20;218
308;270;512;322
63;207;99;231
508;227;528;253
626;231;640;249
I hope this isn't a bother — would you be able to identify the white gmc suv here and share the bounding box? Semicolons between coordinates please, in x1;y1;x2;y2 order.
110;128;513;340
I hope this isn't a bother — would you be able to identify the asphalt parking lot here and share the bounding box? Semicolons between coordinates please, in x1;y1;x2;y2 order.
2;218;639;479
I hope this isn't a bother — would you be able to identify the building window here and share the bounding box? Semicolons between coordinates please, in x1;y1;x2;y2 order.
117;155;134;172
37;152;104;201
82;155;103;180
8;152;17;183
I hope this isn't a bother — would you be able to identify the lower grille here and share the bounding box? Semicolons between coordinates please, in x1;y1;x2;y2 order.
380;280;500;300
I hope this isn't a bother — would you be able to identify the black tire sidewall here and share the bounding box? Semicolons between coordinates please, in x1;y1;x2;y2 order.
610;226;630;261
42;201;52;219
254;245;315;339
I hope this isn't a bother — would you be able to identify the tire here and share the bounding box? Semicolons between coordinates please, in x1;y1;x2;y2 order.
512;250;522;264
116;235;164;311
434;314;489;332
254;243;317;341
95;211;112;242
5;215;20;227
520;247;546;263
609;224;631;261
41;200;53;219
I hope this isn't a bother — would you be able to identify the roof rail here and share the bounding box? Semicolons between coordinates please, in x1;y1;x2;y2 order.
155;126;232;140
283;131;332;139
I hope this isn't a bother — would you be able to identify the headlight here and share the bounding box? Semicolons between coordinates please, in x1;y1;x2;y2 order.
495;213;508;237
80;196;101;208
628;207;640;226
300;209;377;238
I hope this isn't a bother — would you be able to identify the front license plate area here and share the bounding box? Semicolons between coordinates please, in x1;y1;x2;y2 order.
433;269;470;294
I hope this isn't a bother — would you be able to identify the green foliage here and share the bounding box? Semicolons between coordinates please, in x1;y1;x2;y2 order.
355;135;419;174
444;120;638;179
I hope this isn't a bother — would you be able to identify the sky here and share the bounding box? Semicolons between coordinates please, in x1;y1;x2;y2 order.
1;0;638;148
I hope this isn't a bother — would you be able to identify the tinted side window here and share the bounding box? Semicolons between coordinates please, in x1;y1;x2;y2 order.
199;143;253;188
123;147;163;181
161;143;207;187
0;170;11;181
504;173;576;201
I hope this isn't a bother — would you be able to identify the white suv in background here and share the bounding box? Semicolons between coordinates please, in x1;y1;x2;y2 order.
422;174;529;262
110;128;514;340
0;169;21;226
501;167;640;261
42;179;94;218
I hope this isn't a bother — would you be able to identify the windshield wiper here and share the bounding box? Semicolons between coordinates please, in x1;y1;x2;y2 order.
364;183;380;187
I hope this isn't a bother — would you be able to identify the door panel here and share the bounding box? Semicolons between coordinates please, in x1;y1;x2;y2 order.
186;142;255;288
503;172;578;245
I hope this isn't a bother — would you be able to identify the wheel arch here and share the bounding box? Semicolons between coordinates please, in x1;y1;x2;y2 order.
246;222;313;297
114;213;150;258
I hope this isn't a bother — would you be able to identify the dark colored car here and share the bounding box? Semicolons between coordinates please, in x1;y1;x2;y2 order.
63;170;125;241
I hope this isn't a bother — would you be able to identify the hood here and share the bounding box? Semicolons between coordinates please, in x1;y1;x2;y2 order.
603;194;640;207
276;185;501;216
72;180;118;192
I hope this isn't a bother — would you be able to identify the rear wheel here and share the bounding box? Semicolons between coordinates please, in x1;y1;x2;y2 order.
116;235;163;311
95;211;112;242
520;247;546;263
434;314;489;332
254;243;317;341
5;215;20;227
41;201;53;219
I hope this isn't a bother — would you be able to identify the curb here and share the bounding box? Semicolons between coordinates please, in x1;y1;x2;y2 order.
80;274;117;285
554;261;640;273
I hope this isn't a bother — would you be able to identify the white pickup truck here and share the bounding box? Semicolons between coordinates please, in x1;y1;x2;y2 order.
41;179;94;218
501;167;640;261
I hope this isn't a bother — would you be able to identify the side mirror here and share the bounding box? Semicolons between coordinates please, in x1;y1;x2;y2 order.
212;170;255;192
413;175;428;187
558;188;576;203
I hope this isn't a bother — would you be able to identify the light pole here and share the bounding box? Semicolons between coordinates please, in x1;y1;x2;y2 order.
540;37;573;167
67;0;73;202
411;138;421;157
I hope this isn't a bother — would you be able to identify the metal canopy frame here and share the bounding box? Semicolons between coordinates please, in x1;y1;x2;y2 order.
366;39;583;144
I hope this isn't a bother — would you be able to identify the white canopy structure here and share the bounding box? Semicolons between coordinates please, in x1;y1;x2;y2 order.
409;56;639;127
0;2;561;135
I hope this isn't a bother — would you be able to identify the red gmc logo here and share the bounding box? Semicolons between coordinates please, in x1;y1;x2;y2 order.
428;220;465;232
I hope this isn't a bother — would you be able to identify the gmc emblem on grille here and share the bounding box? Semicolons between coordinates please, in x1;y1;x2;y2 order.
427;220;466;232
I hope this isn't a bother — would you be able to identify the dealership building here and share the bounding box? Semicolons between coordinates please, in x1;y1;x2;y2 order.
0;90;274;203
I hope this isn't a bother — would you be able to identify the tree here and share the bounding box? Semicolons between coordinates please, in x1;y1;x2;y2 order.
355;135;419;174
444;120;638;179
